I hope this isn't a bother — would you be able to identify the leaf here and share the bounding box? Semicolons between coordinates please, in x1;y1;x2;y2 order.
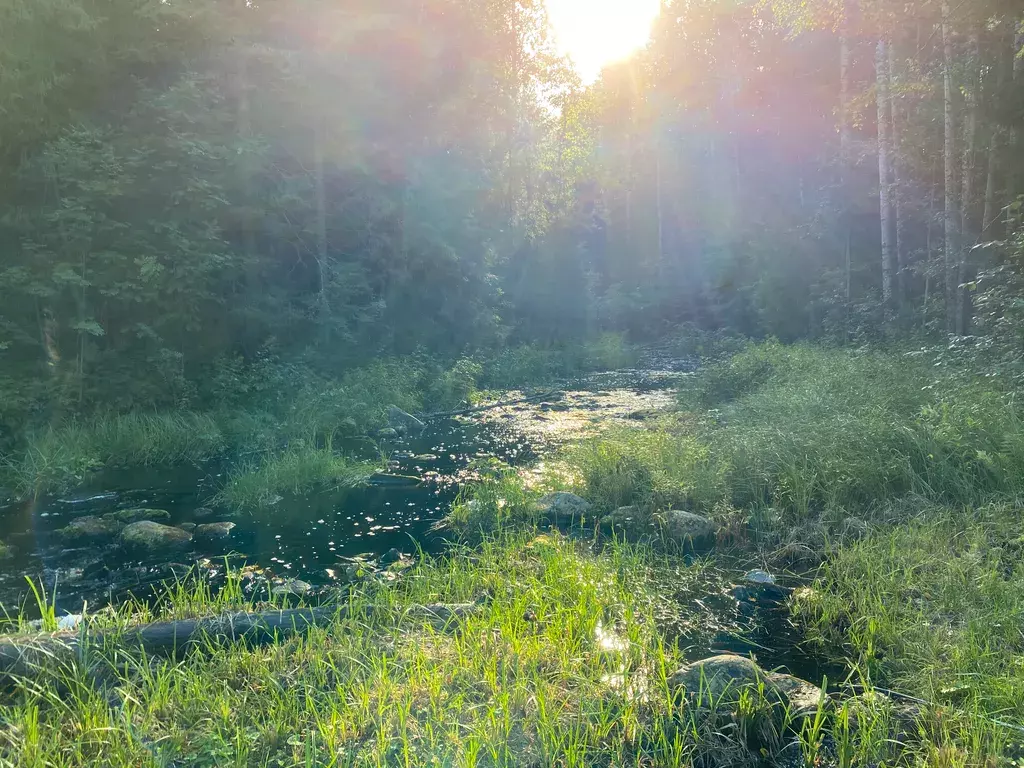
71;319;105;337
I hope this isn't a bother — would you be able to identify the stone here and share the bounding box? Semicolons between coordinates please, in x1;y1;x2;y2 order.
669;655;827;722
108;508;171;524
379;548;403;567
743;569;776;585
194;522;237;550
658;510;717;550
535;492;591;523
600;506;659;542
119;521;193;556
271;579;313;597
376;427;399;439
58;515;122;543
192;507;216;520
669;654;785;706
387;405;425;433
177;523;197;533
0;541;12;559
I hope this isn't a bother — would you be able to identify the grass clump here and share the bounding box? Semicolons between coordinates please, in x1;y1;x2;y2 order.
214;443;378;510
11;412;224;495
796;505;1024;724
445;467;543;540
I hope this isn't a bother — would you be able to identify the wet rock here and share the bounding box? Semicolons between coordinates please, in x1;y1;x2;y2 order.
376;427;399;439
669;654;786;705
744;569;776;585
658;510;717;550
367;473;421;488
411;454;439;462
339;417;359;433
766;672;828;720
272;579;313;597
58;515;122;543
535;492;591;523
195;522;236;550
119;521;193;556
387;406;425;433
177;523;197;533
192;507;216;520
670;655;826;718
108;508;171;525
379;548;403;567
0;541;12;560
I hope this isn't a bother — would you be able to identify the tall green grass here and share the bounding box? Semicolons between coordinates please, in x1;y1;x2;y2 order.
794;504;1024;747
11;412;225;495
214;443;379;510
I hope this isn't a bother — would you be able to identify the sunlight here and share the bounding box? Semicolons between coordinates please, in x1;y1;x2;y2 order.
547;0;661;84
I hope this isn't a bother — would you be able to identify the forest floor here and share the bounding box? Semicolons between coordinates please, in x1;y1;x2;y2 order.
1;341;1023;767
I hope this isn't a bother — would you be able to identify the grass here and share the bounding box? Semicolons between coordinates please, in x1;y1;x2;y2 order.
0;527;1007;767
795;504;1024;725
213;443;380;510
7;412;225;496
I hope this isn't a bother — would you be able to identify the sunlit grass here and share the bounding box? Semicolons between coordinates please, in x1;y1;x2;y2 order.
213;442;380;511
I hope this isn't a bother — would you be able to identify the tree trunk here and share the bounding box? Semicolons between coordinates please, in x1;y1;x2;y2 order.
942;1;960;334
840;25;852;339
889;42;905;306
876;39;894;309
983;23;1013;237
958;26;980;336
0;603;480;687
314;120;329;327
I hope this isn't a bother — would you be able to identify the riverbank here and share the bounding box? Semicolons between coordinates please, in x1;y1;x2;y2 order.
2;340;1022;765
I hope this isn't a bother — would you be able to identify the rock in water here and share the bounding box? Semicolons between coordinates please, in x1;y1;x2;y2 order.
194;522;237;550
379;548;403;567
376;427;399;439
109;508;171;524
119;521;193;555
272;579;313;597
535;492;591;523
58;516;123;543
387;406;425;433
658;510;717;551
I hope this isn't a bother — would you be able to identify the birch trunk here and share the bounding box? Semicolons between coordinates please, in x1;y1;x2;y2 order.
889;42;904;306
958;26;980;336
840;24;852;339
942;1;960;334
876;39;894;309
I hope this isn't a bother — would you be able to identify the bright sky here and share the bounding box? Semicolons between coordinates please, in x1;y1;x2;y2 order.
546;0;661;84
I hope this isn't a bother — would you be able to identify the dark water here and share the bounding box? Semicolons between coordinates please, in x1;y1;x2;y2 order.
0;415;531;614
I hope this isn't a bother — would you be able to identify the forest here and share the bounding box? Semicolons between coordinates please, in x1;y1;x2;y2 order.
3;0;1024;766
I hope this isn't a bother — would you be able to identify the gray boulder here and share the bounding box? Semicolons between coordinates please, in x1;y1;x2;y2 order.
58;515;122;543
108;508;171;524
194;522;237;550
669;654;827;720
119;521;192;555
387;406;425;433
658;510;717;550
535;492;591;523
272;579;313;598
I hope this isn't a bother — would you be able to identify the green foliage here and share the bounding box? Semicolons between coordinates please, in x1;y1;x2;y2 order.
13;413;224;495
797;505;1024;743
562;427;725;515
685;340;790;407
214;442;378;511
445;467;543;540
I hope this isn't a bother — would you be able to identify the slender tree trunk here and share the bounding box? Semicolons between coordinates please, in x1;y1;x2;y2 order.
876;39;894;309
983;23;1013;237
925;160;938;329
889;42;905;307
942;1;960;334
958;26;980;335
840;21;852;340
313;119;329;329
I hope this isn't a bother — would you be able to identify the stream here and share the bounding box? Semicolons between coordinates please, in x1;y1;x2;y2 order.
0;359;836;685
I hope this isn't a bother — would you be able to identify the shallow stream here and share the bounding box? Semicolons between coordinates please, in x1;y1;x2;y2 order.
0;360;835;685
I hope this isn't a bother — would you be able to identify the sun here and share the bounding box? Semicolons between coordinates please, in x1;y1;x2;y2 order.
546;0;662;84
